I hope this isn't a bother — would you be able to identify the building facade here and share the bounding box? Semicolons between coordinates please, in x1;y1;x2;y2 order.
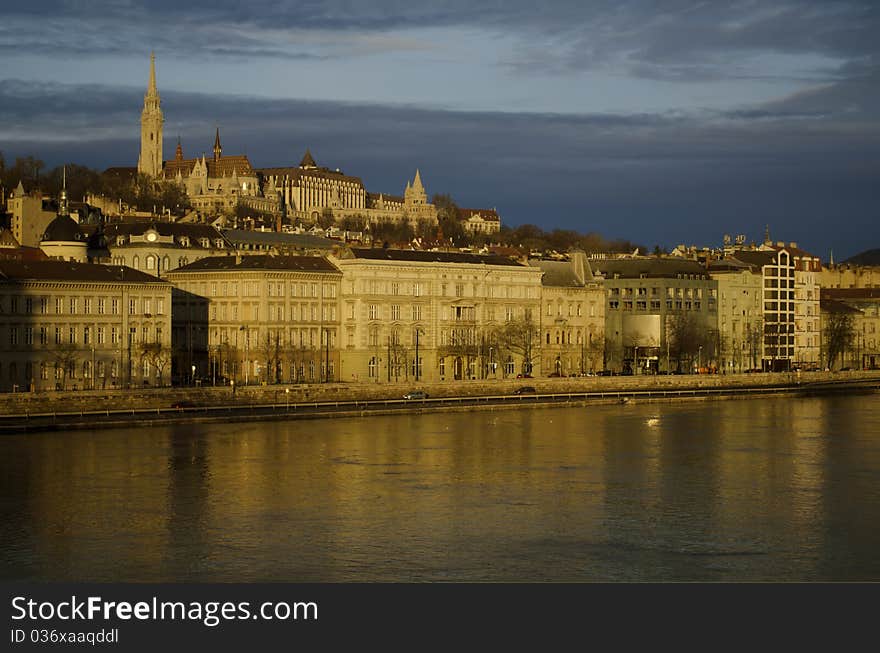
0;260;171;392
329;248;543;384
529;253;605;375
820;288;880;370
592;258;719;373
165;255;342;385
709;259;764;372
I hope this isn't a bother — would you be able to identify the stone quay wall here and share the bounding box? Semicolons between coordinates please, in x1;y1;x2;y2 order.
1;370;878;417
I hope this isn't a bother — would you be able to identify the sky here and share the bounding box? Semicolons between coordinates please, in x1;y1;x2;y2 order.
1;1;878;260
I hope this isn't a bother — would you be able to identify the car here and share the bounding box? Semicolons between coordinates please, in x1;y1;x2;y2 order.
513;386;536;395
516;373;533;379
547;372;563;378
403;391;429;400
170;400;196;409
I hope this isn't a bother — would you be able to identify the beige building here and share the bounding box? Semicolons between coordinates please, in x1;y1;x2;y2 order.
0;260;171;392
820;288;880;370
819;264;880;289
7;182;56;248
328;248;543;383
102;220;230;276
458;208;502;236
709;259;765;372
165;255;342;385
261;155;438;228
592;257;719;373
528;253;605;375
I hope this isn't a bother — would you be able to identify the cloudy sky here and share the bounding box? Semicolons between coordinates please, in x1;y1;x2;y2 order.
2;1;878;259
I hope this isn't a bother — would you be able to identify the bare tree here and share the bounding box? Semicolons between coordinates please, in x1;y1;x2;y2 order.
51;343;80;390
824;311;856;370
491;315;539;376
139;342;172;386
666;311;711;372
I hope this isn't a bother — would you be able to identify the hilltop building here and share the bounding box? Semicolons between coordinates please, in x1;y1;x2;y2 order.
128;54;497;232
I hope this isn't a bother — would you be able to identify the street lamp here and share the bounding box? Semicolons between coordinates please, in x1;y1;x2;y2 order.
239;325;249;385
698;345;703;373
414;328;424;381
285;387;290;410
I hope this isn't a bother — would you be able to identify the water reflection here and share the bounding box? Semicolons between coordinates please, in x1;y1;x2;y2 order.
1;394;879;581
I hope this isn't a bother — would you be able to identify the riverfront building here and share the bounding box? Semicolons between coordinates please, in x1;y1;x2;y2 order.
328;248;543;384
708;258;766;372
528;253;605;375
591;257;718;373
164;255;342;384
0;260;171;392
820;288;880;370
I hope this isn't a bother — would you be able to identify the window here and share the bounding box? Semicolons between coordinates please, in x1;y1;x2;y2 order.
40;327;47;345
369;304;379;320
412;305;422;321
56;297;63;314
55;327;62;345
391;305;401;321
69;297;78;314
69;327;76;344
129;299;136;315
83;327;90;345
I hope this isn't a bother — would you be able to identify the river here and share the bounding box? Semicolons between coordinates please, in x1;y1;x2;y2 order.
2;394;879;582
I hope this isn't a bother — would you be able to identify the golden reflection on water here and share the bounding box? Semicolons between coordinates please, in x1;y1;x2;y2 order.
2;394;879;581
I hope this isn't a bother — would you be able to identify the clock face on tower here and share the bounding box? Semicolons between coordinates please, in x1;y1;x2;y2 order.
146;231;157;242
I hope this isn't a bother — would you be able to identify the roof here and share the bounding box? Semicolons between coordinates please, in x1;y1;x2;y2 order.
168;255;340;273
222;229;336;249
366;192;404;206
0;260;166;284
104;221;225;246
528;259;583;287
457;208;500;222
591;257;709;279
163;154;255;179
300;149;317;168
258;166;365;187
0;228;20;248
728;250;778;268
708;258;760;273
341;247;525;267
41;215;86;243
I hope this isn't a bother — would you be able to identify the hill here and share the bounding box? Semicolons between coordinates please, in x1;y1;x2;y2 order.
842;249;880;266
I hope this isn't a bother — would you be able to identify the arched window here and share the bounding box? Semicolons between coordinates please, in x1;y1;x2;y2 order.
163;256;171;271
146;255;156;270
132;255;140;269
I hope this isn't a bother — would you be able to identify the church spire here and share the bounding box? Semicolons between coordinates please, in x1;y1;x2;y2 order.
213;127;222;162
147;51;158;97
175;136;183;161
138;51;164;178
412;168;424;191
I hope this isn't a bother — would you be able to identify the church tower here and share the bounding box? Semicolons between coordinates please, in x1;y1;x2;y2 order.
138;52;164;178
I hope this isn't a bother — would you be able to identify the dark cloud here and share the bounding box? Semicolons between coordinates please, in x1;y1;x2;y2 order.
4;1;880;82
2;78;878;260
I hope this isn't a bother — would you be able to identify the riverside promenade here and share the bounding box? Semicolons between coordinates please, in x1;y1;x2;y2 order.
1;370;878;433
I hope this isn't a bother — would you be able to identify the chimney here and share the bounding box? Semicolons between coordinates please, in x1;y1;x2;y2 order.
789;242;797;248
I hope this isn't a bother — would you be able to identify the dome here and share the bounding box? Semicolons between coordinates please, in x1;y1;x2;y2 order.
41;215;84;243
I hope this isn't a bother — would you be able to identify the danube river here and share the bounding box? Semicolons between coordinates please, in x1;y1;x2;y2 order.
2;394;879;582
